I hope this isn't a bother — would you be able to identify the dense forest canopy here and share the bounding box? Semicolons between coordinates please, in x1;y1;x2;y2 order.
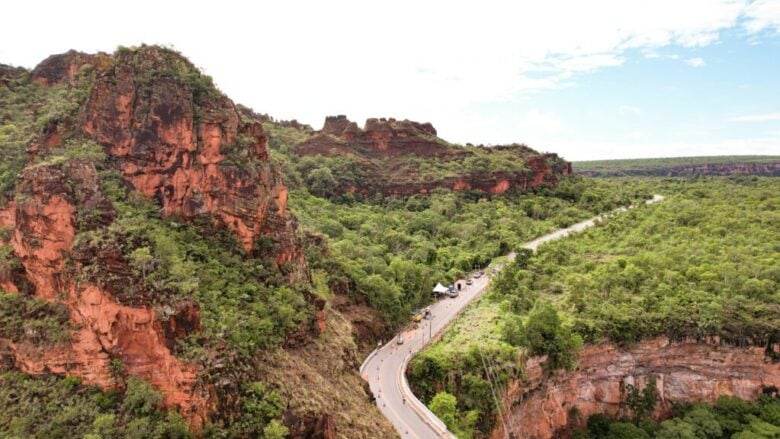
289;177;651;327
410;177;780;438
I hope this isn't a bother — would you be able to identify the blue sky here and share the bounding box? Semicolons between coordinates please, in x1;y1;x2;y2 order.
2;0;780;160
469;27;780;159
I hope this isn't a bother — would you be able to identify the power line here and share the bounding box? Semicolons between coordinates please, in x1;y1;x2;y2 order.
477;344;509;439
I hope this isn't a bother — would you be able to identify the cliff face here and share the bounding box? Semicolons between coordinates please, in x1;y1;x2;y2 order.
5;160;208;424
0;47;308;428
494;338;780;439
292;115;571;197
78;49;301;265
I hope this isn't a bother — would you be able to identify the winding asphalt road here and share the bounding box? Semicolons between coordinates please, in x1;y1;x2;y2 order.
361;195;665;438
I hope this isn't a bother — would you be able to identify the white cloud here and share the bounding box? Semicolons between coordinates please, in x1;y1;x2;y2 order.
685;57;707;67
1;0;779;159
0;1;753;111
730;112;780;122
744;0;780;33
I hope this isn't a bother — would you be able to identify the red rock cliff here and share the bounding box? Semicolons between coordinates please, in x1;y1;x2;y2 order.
494;337;780;439
0;47;309;429
292;115;571;196
4;160;208;426
78;48;303;268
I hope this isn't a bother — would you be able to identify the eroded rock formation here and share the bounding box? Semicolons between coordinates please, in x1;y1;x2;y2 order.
292;115;571;196
5;160;208;425
78;48;302;266
0;47;309;428
495;337;780;439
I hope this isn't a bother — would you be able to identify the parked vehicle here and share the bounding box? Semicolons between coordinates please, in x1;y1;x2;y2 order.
447;290;459;298
396;335;404;345
466;279;473;285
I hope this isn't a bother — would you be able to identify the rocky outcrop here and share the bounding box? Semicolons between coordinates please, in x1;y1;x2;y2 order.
77;48;303;270
283;411;337;439
292;116;571;197
30;50;97;86
0;64;27;86
0;46;311;429
299;116;450;158
5;160;208;426
494;338;780;439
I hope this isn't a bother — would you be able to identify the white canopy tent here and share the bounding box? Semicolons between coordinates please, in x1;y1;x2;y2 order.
432;283;448;294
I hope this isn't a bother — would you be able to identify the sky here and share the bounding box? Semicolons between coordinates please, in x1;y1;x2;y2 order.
2;0;780;160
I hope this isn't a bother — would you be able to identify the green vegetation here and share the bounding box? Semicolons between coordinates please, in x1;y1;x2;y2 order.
512;300;583;371
290;177;650;326
31;138;106;167
429;391;479;437
203;381;288;438
0;372;191;438
575;155;779;177
0;291;72;346
0;63;94;204
410;177;779;438
508;178;779;346
77;181;310;358
264;121;564;199
0;44;312;359
116;44;219;106
0;346;289;438
624;377;659;424
0;46;303;437
574;395;780;439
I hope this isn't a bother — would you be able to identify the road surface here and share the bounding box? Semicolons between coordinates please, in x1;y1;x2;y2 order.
361;195;664;438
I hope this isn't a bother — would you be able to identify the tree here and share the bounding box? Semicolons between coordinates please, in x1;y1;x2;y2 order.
523;302;582;371
121;377;162;417
624;376;658;423
682;407;722;438
587;413;611;437
129;246;155;280
656;419;698;439
430;392;458;431
263;419;290;439
606;422;650;438
514;248;533;269
306;167;339;198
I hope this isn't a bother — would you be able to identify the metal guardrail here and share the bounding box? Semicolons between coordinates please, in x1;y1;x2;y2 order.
399;351;454;438
359;346;379;376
